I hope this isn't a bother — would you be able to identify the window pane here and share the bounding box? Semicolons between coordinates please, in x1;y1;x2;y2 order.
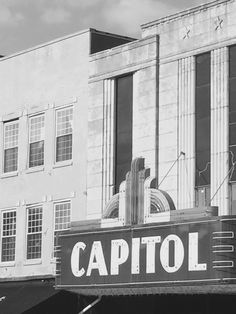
56;134;72;162
229;146;236;182
56;107;73;137
229;124;236;146
54;202;71;231
27;233;42;259
2;211;16;236
28;206;42;233
196;53;210;87
116;131;133;165
29;141;44;167
196;117;210;152
229;77;236;117
4;147;18;173
195;86;210;119
2;237;15;262
4;121;19;149
196;151;211;186
229;45;236;78
29;115;45;143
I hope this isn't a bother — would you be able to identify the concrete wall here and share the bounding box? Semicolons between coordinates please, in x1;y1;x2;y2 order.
0;30;90;280
141;0;236;214
88;36;159;219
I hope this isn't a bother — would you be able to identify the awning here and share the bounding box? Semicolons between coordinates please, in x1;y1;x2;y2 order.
0;279;80;314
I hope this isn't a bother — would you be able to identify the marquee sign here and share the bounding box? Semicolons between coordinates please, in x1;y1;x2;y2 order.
56;217;236;294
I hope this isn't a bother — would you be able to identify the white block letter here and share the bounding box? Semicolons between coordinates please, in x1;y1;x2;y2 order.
188;232;207;271
142;236;161;273
86;241;108;276
71;242;86;277
111;239;129;275
132;238;140;274
160;235;184;273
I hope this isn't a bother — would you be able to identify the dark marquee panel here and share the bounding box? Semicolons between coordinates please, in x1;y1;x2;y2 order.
56;217;236;295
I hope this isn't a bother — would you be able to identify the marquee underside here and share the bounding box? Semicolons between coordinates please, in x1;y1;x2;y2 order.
57;282;236;296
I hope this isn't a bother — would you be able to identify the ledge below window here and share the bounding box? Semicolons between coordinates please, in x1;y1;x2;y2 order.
0;171;18;179
0;261;15;267
53;160;73;169
25;166;44;174
24;258;42;266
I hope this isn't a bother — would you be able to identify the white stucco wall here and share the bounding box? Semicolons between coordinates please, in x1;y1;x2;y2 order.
0;30;90;279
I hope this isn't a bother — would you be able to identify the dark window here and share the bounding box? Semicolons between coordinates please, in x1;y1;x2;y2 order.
4;148;18;173
229;46;236;182
115;75;133;193
195;52;211;188
29;141;44;167
56;134;72;162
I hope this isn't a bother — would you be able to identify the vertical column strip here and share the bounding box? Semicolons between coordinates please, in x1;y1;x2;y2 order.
102;79;115;210
178;56;195;210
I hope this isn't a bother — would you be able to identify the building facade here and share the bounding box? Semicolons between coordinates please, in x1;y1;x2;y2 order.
57;0;236;313
0;29;134;313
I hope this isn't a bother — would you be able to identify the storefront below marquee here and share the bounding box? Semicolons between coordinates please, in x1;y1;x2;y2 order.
0;279;82;314
85;294;236;314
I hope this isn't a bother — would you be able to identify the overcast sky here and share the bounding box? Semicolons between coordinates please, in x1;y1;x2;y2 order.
0;0;213;55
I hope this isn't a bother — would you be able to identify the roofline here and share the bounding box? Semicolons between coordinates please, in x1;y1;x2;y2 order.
141;0;233;30
0;28;135;62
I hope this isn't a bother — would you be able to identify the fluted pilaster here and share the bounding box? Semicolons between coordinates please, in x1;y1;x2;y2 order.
178;56;195;209
102;79;115;209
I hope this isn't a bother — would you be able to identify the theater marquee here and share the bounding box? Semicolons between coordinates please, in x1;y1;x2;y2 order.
56;217;236;294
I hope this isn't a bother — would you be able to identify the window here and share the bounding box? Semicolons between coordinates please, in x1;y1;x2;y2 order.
29;114;45;168
195;53;211;189
229;45;236;181
54;201;71;255
56;107;73;162
1;210;16;262
115;75;133;193
3;120;19;173
26;206;42;259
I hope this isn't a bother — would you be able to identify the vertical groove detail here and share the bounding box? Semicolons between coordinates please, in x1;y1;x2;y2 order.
178;56;195;209
102;79;115;210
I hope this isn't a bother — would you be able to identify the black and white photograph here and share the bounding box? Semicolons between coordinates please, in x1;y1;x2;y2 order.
0;0;236;313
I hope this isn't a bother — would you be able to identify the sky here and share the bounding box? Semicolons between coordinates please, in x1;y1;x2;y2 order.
0;0;214;56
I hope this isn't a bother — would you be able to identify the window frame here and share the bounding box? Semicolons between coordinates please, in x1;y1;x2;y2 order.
26;205;43;260
28;113;45;169
1;209;17;263
53;200;71;257
55;106;73;164
3;120;19;174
